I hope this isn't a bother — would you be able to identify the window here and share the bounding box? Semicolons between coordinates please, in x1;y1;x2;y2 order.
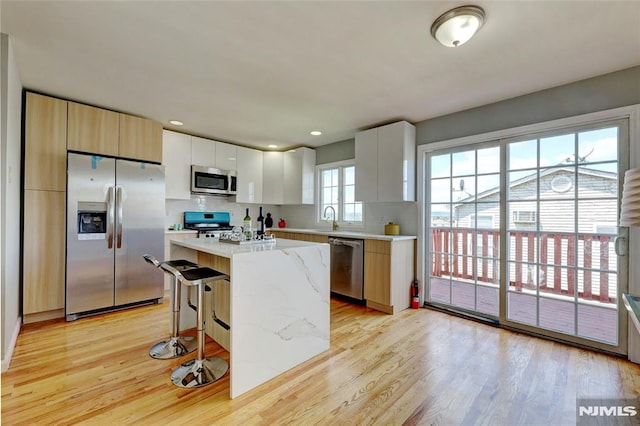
317;162;363;225
512;210;537;223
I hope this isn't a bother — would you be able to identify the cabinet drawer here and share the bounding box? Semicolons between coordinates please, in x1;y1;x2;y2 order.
364;239;391;254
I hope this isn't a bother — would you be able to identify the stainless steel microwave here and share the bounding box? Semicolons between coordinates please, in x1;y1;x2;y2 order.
191;165;237;196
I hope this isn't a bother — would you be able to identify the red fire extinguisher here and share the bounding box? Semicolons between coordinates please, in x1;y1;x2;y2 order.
411;280;420;309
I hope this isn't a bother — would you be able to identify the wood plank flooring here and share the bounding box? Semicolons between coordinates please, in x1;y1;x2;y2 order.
2;299;640;425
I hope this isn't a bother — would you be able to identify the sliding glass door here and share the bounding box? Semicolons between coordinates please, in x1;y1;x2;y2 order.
425;119;629;352
428;144;501;318
504;122;627;348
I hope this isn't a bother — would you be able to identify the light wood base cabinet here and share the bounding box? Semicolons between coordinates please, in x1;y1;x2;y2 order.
23;190;66;323
364;239;414;314
198;252;231;351
270;231;328;243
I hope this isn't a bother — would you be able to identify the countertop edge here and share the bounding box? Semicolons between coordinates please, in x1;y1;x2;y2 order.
270;227;416;241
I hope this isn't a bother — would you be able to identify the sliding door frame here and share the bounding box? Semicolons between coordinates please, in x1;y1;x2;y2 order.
417;104;640;355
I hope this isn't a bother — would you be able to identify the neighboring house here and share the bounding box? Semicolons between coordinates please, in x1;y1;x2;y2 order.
453;166;618;234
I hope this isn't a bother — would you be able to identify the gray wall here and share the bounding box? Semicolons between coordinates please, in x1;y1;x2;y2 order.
315;138;354;165
313;66;640;162
1;33;23;371
417;66;640;145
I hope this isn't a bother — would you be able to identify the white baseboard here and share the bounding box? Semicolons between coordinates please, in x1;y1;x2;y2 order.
1;318;22;372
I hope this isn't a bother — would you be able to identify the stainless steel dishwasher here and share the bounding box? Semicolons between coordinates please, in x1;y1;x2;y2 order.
329;237;364;301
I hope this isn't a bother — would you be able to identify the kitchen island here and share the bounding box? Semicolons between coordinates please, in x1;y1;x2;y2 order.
170;237;329;399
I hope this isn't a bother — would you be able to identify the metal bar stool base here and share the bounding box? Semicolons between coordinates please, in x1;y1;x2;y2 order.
149;336;197;360
171;357;229;388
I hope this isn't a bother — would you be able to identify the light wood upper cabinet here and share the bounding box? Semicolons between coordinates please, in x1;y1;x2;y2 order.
67;101;119;156
23;190;66;320
355;121;415;202
24;93;67;191
119;114;163;163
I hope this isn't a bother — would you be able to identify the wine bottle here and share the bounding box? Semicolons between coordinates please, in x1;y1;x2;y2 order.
243;208;252;239
257;207;265;235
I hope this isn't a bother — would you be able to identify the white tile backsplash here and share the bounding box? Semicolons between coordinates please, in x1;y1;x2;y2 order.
165;195;281;231
280;202;418;236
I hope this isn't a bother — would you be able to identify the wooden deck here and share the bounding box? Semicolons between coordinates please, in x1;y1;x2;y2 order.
2;298;639;424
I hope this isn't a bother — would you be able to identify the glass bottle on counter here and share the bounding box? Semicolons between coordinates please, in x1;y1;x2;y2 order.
257;207;265;236
243;208;252;240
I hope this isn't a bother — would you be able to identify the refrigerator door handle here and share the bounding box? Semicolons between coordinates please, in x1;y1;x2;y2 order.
107;185;115;249
116;185;123;249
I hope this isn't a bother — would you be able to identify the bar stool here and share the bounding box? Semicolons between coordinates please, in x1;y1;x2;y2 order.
143;254;198;359
163;265;229;388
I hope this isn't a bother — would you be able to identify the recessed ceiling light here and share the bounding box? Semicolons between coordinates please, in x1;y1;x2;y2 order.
169;120;183;126
310;131;322;136
268;144;278;149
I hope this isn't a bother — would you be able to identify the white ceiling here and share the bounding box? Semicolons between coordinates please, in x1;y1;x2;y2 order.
2;1;640;150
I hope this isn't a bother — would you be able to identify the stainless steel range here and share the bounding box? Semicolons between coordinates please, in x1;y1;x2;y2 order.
183;211;233;238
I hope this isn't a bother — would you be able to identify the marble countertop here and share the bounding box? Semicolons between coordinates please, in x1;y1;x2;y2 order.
171;237;326;258
270;227;416;241
165;229;198;235
623;293;640;336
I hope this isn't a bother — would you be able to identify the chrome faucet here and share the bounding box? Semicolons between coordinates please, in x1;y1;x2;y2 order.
323;206;338;231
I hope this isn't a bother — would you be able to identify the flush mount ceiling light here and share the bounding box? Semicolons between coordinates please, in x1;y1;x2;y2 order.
431;5;485;47
169;120;183;126
268;144;278;149
310;131;322;136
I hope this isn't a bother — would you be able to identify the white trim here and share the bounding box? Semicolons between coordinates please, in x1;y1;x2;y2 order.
417;104;640;329
1;318;21;372
315;160;364;229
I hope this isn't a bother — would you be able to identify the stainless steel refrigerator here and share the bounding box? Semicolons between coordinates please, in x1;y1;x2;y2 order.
66;152;165;320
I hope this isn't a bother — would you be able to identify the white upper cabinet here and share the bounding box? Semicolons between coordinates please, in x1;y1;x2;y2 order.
236;146;263;204
283;147;315;205
191;136;216;166
216;142;237;171
162;130;192;200
263;151;284;205
355;121;415;202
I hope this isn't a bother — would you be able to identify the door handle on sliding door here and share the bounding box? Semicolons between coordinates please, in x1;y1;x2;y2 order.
116;186;123;249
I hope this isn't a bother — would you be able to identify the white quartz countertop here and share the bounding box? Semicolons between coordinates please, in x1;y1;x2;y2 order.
270;227;416;241
171;237;326;258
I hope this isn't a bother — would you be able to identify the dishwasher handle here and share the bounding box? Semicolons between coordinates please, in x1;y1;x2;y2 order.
328;237;363;248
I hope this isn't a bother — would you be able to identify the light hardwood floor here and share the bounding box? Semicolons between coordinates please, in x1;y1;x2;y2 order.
2;299;639;425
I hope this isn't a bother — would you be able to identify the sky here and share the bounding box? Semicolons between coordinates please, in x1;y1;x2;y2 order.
428;126;619;212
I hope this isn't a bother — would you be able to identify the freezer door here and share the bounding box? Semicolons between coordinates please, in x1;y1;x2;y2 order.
115;159;165;305
66;153;116;315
